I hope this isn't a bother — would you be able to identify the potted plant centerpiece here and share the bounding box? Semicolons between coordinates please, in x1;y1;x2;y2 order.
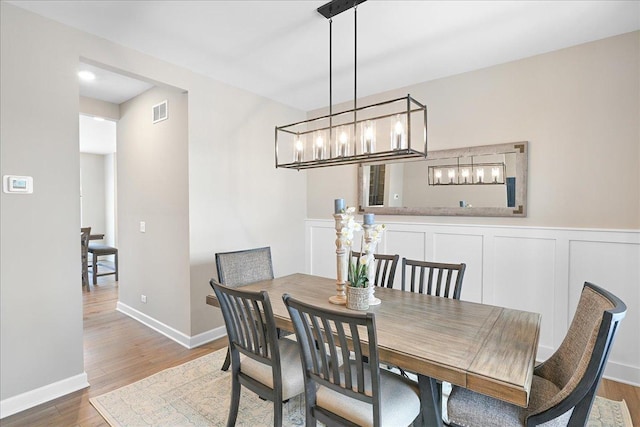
346;252;370;310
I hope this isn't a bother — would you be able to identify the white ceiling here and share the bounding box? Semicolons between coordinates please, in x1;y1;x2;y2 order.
12;1;640;111
78;62;154;104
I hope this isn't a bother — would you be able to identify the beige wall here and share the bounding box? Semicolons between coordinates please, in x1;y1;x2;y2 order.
0;2;306;407
307;31;640;230
117;86;191;332
79;96;120;121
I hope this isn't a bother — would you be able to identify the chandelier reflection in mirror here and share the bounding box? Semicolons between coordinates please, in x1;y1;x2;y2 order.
428;161;506;186
275;0;427;170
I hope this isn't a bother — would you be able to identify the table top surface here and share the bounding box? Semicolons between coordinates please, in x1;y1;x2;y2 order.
206;273;540;407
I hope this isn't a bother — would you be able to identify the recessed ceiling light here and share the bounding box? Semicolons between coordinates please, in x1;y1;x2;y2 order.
78;70;96;81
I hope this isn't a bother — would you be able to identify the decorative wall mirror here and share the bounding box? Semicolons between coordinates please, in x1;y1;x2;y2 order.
358;141;528;217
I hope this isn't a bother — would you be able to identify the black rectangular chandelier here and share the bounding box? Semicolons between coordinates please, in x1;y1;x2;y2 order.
275;0;428;170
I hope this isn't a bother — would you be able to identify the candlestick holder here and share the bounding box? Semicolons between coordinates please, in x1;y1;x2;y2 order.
363;223;382;305
329;212;349;305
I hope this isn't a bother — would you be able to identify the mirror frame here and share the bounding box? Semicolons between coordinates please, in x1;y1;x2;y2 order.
358;141;528;217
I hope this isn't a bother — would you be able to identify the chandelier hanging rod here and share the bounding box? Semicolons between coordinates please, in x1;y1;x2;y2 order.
273;0;428;170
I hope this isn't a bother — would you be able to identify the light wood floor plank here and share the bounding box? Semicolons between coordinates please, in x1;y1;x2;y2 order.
1;278;637;426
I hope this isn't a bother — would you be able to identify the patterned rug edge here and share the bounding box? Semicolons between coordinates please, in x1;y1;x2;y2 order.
89;348;633;427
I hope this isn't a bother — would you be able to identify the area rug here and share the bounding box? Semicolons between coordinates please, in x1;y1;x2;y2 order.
91;348;633;427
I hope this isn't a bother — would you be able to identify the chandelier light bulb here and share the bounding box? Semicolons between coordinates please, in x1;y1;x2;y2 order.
435;170;442;184
448;169;455;183
492;167;500;182
476;168;484;183
462;168;469;183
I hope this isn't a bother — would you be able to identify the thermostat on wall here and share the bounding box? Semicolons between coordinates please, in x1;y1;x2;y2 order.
3;175;33;194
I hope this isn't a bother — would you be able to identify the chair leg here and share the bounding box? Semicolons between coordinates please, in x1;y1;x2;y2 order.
92;254;98;285
221;348;231;371
114;250;119;282
227;373;241;427
273;399;283;427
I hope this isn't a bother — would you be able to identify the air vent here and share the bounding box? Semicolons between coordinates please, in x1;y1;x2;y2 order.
152;100;168;124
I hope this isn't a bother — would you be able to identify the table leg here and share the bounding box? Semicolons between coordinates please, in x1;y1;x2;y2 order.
418;374;442;427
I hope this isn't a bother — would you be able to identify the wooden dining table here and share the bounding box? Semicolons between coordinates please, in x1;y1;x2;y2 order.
206;273;541;427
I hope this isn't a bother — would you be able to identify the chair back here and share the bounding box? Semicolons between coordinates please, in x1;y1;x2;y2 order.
351;251;399;288
401;258;466;299
283;294;383;426
215;246;274;288
527;282;626;425
81;227;91;287
210;280;282;380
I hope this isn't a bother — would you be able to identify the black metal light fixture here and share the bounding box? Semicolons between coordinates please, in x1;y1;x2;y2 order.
275;0;428;170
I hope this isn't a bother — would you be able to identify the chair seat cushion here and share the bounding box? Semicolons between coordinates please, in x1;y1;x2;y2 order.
316;360;420;427
447;374;572;427
240;337;304;401
88;244;117;255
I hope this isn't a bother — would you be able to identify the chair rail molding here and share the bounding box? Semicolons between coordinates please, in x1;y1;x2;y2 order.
305;219;640;387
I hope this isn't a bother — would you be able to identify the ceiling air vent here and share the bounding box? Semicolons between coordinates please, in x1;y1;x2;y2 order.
152;100;168;124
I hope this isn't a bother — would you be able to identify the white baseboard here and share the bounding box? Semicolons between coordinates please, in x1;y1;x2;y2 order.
117;302;192;349
0;373;89;419
189;326;227;348
116;302;227;350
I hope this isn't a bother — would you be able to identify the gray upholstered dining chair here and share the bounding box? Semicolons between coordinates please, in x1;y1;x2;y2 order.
210;280;304;427
215;246;275;371
351;251;400;289
81;227;91;289
283;294;422;427
401;258;466;299
446;282;627;427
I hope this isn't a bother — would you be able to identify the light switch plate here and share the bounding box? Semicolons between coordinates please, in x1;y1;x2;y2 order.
140;221;146;233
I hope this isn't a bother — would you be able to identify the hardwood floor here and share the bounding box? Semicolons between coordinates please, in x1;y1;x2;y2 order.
2;278;638;426
2;279;225;427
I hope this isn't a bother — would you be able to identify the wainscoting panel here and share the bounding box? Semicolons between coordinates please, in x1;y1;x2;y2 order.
308;222;339;279
432;233;484;303
304;219;639;386
492;235;557;354
568;238;640;385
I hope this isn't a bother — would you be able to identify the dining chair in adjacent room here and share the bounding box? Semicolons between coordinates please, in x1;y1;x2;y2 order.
80;227;91;289
283;294;422;427
401;258;466;299
210;280;304;427
215;246;275;371
351;251;400;288
88;242;119;285
446;282;627;427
